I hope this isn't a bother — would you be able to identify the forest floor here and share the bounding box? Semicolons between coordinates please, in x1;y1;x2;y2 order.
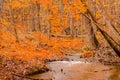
0;46;120;80
0;32;120;79
0;34;83;80
0;53;66;80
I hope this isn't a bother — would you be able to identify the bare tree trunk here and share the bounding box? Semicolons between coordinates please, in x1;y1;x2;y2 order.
83;13;99;49
36;2;41;32
26;8;30;32
47;20;50;39
76;19;80;37
59;0;64;31
46;8;51;39
69;13;74;37
93;19;120;57
98;27;120;57
27;9;31;32
34;1;41;32
87;8;120;57
30;1;36;32
92;0;120;43
8;0;19;42
0;0;3;21
79;0;99;49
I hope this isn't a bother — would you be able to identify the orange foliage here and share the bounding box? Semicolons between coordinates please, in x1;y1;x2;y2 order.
0;31;83;61
83;50;93;55
0;0;92;61
36;0;88;34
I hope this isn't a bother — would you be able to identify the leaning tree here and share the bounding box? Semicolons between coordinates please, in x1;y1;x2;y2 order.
81;0;120;57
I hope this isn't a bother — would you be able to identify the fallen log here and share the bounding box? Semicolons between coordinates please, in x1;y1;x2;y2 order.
12;72;52;80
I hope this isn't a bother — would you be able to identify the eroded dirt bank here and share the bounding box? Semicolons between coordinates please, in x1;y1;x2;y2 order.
0;55;46;79
0;54;66;80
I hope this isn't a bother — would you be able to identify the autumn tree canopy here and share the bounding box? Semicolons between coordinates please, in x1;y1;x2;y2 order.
0;0;120;57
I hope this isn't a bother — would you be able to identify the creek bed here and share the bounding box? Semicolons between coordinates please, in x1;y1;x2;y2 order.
30;54;120;80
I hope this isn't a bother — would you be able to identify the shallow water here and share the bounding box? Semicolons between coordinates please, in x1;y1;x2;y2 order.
31;61;120;80
30;54;120;80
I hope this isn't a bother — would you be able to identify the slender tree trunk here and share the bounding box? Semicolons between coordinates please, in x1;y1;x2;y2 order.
47;9;51;39
36;2;41;32
47;20;50;39
0;0;3;22
68;0;75;38
76;19;79;37
30;1;36;32
80;0;99;49
83;13;99;49
69;13;74;37
34;2;41;32
59;0;64;31
92;0;120;43
8;0;19;42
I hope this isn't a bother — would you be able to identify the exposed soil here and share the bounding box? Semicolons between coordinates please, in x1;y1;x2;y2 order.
0;55;46;80
0;54;67;80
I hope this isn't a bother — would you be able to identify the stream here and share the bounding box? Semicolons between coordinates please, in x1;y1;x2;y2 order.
30;54;120;80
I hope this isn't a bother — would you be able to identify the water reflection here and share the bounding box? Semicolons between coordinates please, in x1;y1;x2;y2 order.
108;66;120;80
31;61;120;80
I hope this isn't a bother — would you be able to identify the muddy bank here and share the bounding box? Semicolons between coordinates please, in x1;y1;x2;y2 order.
0;55;48;80
0;53;66;80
